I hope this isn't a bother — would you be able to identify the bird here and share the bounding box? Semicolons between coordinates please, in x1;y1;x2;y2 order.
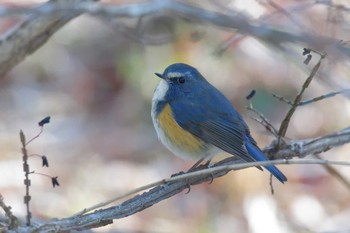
151;63;287;183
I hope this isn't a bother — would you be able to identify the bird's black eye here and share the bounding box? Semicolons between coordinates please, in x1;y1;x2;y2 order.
178;77;185;84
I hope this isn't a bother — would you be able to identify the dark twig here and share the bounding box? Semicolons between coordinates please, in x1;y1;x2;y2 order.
246;90;279;137
20;130;31;226
272;92;293;105
277;52;326;145
269;175;274;195
266;0;309;31
298;89;350;106
25;127;43;146
247;106;279;137
273;89;350;106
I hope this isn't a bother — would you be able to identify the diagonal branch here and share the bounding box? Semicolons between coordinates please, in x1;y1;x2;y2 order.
264;126;350;159
25;158;350;233
0;0;349;77
0;0;99;77
2;126;345;232
277;53;326;143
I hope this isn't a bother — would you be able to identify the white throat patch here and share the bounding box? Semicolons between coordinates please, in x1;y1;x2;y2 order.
153;79;168;101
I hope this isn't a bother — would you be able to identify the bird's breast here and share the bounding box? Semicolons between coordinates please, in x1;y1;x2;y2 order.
154;103;213;159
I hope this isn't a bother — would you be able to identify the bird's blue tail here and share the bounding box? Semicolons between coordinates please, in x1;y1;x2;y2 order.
244;138;287;183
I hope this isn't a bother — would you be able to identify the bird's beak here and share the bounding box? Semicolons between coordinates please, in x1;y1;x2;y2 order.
155;73;164;79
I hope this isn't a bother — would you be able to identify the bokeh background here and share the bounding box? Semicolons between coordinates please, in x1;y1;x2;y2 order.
1;0;350;232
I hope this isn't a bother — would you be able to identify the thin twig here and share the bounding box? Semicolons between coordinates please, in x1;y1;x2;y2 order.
314;154;350;189
266;0;311;32
73;179;169;216
0;194;18;229
20;130;31;226
247;105;279;137
277;52;326;145
272;92;294;105
273;89;350;106
316;0;350;12
25;127;43;145
299;89;350;106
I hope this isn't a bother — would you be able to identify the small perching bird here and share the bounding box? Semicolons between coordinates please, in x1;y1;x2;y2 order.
151;63;287;183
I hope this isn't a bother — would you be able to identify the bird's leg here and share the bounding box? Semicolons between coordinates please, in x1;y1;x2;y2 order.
203;159;212;168
188;158;215;184
203;159;215;184
173;158;214;194
170;171;192;194
187;158;205;172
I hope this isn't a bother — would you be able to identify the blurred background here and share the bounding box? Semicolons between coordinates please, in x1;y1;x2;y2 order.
0;0;350;232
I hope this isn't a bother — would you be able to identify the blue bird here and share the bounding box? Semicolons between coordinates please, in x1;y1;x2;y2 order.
151;63;287;183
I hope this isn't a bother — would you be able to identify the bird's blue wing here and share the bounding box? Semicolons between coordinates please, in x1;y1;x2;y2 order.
170;88;255;163
197;119;256;163
170;88;287;183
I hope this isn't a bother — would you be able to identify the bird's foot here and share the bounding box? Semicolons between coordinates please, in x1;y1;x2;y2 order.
170;171;192;194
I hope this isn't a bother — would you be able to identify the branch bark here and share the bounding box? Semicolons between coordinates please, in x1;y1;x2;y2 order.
2;126;349;232
0;0;99;77
0;0;349;77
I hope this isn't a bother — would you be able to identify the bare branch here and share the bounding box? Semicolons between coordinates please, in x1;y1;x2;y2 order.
277;53;326;142
0;0;349;76
299;89;350;106
0;194;18;229
4;125;348;232
247;105;279;138
0;0;98;77
15;158;349;233
314;154;350;189
264;126;350;159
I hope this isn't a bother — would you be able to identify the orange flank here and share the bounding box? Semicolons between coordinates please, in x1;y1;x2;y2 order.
158;104;206;154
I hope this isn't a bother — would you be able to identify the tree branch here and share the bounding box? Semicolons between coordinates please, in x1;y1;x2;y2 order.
263;126;350;159
0;0;99;77
0;0;349;76
1;125;348;232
